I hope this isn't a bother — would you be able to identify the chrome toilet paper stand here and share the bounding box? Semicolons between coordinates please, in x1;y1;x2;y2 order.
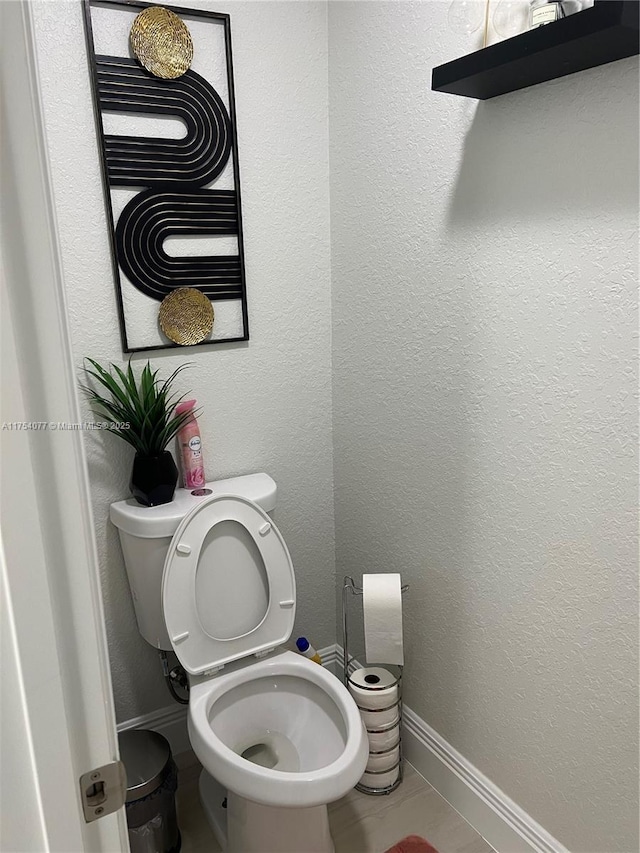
342;575;409;795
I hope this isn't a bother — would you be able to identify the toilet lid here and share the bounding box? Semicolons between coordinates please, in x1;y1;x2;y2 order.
162;494;296;675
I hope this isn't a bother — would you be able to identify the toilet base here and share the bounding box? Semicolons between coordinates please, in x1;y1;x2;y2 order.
199;770;228;849
199;768;334;853
227;791;334;853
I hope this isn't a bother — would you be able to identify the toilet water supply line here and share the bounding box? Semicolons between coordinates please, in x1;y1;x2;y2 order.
159;650;190;705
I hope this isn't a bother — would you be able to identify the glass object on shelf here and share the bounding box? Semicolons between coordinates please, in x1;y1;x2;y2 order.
529;0;564;28
447;0;485;34
492;0;529;37
561;0;591;14
528;0;587;28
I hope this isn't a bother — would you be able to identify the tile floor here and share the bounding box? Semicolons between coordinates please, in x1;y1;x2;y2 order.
175;752;494;853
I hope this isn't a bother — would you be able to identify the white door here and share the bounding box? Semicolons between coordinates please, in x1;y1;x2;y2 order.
1;3;128;850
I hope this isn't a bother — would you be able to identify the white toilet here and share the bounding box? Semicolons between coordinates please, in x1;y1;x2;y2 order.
110;473;368;853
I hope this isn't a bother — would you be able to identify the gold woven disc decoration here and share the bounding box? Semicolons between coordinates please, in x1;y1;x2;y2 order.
159;288;214;346
130;7;194;79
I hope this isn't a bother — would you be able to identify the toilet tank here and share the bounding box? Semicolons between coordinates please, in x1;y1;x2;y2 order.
110;473;278;650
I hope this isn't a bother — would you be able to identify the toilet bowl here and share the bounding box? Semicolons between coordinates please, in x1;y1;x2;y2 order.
111;474;368;852
189;650;368;809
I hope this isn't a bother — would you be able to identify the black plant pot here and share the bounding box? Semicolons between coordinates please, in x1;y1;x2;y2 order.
130;451;179;507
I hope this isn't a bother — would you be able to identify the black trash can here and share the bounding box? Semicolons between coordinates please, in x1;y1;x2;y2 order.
118;729;181;853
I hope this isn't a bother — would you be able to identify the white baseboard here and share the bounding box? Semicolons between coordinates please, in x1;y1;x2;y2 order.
317;642;340;674
402;706;568;853
118;643;566;853
117;701;190;756
334;645;567;853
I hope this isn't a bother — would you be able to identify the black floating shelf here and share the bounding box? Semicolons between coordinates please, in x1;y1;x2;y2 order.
432;0;639;99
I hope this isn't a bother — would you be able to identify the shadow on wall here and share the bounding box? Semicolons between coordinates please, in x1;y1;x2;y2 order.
389;55;640;745
127;340;249;367
82;339;251;721
422;55;640;774
82;432;171;720
447;57;639;229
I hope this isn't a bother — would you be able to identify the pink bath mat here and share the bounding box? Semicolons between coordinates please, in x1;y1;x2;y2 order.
384;835;440;853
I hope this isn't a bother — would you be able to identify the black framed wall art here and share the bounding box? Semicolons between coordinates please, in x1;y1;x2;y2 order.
83;0;249;352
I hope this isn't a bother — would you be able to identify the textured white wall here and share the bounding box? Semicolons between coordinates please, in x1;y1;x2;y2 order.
27;1;638;844
329;3;638;852
31;0;334;723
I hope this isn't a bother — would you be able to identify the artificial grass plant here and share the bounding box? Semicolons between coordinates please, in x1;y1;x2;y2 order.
82;358;198;456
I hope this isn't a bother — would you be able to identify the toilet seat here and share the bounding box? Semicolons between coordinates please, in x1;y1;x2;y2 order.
162;494;296;675
188;650;369;808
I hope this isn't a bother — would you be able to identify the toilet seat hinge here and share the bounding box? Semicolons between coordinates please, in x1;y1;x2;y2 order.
254;647;276;659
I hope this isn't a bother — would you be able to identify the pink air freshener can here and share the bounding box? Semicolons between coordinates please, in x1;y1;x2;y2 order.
175;400;205;489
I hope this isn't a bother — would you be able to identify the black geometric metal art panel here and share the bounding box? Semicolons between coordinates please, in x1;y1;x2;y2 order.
96;57;232;187
83;1;248;353
115;188;242;300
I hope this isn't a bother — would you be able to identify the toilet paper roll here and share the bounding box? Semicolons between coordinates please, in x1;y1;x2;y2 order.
362;574;404;665
360;764;400;790
366;724;400;753
366;745;400;773
360;706;400;730
348;667;398;710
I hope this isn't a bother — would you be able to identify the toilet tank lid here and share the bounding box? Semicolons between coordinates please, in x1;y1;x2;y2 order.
110;472;277;538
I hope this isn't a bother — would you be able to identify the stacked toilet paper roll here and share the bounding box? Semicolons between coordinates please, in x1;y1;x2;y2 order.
349;667;400;728
349;666;401;789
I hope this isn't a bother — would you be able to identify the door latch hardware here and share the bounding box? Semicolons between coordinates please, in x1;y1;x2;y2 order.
80;761;126;823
